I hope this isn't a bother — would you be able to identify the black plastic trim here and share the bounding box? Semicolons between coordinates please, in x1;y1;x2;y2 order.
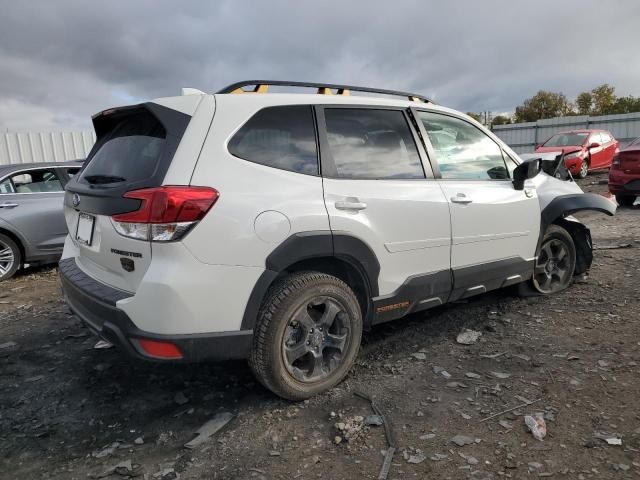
241;231;381;330
60;258;252;361
449;256;533;301
371;270;451;324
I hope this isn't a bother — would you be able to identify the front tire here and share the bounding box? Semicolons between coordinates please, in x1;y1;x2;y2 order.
530;225;577;294
576;159;589;179
249;271;362;400
615;194;636;207
0;233;21;282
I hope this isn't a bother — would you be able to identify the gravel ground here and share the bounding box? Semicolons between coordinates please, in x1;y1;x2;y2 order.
1;172;639;480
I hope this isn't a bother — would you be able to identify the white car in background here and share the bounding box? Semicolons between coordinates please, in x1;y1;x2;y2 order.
59;81;615;399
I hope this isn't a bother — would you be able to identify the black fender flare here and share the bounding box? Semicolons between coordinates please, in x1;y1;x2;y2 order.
241;231;380;330
540;193;616;233
538;193;615;274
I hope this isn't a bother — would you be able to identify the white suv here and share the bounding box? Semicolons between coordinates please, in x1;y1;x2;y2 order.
60;81;615;399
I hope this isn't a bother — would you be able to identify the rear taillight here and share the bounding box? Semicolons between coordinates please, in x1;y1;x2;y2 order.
112;186;219;242
612;154;621;168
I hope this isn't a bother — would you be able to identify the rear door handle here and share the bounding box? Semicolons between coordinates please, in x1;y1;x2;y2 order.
0;202;19;209
450;194;472;204
335;199;367;211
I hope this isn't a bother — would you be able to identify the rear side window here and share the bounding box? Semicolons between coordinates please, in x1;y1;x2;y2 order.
323;109;424;179
79;110;166;185
228;106;318;175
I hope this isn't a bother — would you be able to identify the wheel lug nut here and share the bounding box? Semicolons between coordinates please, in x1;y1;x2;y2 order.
306;341;310;345
310;328;314;333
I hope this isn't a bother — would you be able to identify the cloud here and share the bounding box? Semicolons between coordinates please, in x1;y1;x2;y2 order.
0;0;638;130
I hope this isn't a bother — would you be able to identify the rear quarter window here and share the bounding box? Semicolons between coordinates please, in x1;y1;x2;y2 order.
228;105;318;175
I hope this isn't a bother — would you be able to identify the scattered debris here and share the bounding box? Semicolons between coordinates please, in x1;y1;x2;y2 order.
479;398;541;423
0;341;17;350
334;416;366;443
593;243;632;250
594;433;622;446
184;412;234;449
524;413;547;441
457;329;482;345
174;391;189;405
498;420;513;430
405;449;426;464
92;442;120;459
465;372;482;379
490;371;511;379
94;340;114;349
430;453;448;461
410;352;427;360
451;434;475;446
459;452;479;465
420;433;436;440
134;437;144;445
354;391;396;480
433;366;452;379
95;460;143;478
480;351;507;359
365;415;384;426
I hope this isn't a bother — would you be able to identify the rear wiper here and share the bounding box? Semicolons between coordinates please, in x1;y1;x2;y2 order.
84;174;127;184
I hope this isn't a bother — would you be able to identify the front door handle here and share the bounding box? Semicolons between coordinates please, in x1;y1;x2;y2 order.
450;194;472;204
0;202;19;209
335;199;367;211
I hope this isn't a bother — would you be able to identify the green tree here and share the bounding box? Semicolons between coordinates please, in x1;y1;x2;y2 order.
514;90;573;122
466;112;482;122
611;95;640;114
491;115;511;127
575;91;593;115
590;84;617;115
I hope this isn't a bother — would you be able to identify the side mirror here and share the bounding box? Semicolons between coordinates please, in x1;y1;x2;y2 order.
513;158;541;190
588;142;601;149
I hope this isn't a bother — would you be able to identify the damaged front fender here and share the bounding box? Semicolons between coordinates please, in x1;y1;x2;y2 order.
540;193;616;275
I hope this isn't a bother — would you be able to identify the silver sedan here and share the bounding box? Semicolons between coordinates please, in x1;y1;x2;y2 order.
0;161;83;281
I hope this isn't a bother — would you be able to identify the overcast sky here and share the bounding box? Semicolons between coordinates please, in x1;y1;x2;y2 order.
1;0;638;131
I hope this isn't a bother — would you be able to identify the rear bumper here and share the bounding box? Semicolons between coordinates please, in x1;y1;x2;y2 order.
608;175;640;195
59;258;253;362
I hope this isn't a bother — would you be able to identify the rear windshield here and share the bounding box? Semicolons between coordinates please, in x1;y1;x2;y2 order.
542;132;588;147
79;110;166;185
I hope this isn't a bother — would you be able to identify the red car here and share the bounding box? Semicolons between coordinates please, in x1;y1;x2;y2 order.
535;129;619;179
609;137;640;206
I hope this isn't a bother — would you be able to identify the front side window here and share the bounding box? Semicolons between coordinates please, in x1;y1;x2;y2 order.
5;169;63;193
600;132;612;144
589;133;603;146
323;109;424;179
228;105;318;175
418;111;509;180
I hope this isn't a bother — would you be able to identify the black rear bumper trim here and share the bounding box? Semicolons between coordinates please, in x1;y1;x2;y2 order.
59;258;253;361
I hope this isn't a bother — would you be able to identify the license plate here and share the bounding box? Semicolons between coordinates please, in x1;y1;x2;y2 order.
76;213;95;246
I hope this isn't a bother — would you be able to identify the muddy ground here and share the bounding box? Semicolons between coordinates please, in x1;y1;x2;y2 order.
1;172;639;480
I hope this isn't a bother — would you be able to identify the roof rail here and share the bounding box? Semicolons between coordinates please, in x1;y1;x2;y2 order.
216;80;431;103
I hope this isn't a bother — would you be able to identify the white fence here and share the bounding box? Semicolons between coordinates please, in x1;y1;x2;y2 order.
0;131;96;165
492;112;640;154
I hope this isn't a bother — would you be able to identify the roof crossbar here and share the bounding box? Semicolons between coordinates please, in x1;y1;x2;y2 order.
216;80;431;103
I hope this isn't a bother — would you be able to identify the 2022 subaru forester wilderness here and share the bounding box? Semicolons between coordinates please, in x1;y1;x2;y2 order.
60;80;616;400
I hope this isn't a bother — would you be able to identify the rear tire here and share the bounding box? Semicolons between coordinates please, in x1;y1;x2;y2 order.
576;159;589;179
249;271;362;401
520;225;576;296
615;194;636;207
0;233;21;282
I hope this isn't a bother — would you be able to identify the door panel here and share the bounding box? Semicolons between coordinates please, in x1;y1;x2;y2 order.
1;192;67;253
318;106;452;318
323;178;451;296
414;110;540;298
0;168;68;258
589;133;606;168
